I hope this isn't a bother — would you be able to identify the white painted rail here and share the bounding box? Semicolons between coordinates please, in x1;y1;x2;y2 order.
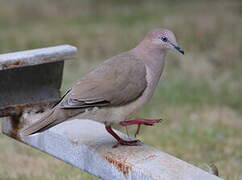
2;118;223;180
0;44;77;70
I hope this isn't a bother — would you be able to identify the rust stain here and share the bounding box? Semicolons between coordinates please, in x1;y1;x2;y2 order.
1;60;26;69
1;100;58;142
2;115;22;141
104;152;133;176
0;100;58;117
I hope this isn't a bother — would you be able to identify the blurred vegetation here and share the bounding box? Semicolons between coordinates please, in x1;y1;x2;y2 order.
0;0;241;179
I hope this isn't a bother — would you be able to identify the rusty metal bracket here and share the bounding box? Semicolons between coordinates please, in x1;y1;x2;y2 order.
0;45;77;117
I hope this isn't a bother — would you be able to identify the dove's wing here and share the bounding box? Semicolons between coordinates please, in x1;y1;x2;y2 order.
22;52;147;136
59;52;147;109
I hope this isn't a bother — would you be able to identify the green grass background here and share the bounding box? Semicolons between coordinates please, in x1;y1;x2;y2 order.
0;0;241;179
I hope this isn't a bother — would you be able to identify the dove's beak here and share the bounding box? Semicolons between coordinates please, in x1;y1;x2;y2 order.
170;42;184;55
174;45;184;55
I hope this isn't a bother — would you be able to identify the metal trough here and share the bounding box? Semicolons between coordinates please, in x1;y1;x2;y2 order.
0;46;223;180
0;45;77;117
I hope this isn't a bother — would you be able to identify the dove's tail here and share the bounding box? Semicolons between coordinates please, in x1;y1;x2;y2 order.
22;107;66;136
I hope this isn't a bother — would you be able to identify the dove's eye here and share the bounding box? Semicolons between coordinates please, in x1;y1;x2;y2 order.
160;36;168;42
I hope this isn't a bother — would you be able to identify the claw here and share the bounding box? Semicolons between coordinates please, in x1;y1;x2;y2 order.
135;124;141;137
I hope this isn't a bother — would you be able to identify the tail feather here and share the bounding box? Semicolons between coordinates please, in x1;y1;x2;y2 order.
22;107;85;136
22;109;56;136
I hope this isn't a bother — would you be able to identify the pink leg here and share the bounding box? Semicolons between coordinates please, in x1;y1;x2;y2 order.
105;125;140;148
120;119;162;137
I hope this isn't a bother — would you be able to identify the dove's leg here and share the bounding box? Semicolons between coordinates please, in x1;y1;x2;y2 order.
120;119;162;137
105;125;139;148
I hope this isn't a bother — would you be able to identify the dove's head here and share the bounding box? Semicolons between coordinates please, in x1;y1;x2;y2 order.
145;28;184;55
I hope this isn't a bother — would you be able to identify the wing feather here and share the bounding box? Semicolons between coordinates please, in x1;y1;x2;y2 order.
59;52;147;109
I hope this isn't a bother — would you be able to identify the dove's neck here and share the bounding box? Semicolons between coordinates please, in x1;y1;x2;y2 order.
133;41;166;100
133;41;166;77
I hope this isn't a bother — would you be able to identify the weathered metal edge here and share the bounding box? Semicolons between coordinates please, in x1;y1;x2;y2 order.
0;100;58;118
0;45;77;70
2;119;223;180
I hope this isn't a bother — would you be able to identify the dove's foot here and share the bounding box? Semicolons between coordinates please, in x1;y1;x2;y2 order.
120;119;163;137
105;125;140;148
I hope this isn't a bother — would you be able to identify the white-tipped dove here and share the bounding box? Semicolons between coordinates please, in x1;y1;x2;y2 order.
23;28;184;147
